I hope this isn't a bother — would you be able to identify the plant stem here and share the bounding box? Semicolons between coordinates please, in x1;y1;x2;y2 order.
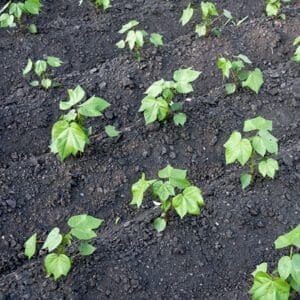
249;150;256;182
290;246;294;259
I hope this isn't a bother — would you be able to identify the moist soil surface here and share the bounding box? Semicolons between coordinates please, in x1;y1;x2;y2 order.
0;0;300;299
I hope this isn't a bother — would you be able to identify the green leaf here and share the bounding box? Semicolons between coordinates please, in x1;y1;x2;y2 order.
249;271;290;300
150;33;163;47
119;20;139;34
105;125;120;138
266;2;280;16
79;243;96;256
130;173;155;207
30;80;39;87
243;116;272;132
47;56;63;67
24;233;37;259
251;262;268;277
237;54;252;64
28;23;37;33
173;112;187;127
24;0;42;15
258;158;279;178
78;96;110;117
278;256;292;280
153;217;166;232
9;3;24;19
68;214;103;229
0;13;16;28
70;228;97;240
134;30;144;48
60;86;86;110
158;165;190;189
217;57;232;79
223;9;233;20
34;60;47;76
145;79;165;97
240;173;252;189
201;2;218;18
252;136;267;156
180;4;194;26
41;78;52;89
275;226;300;249
116;40;125;49
42;227;62;252
172;186;205;218
175;82;193;94
44;253;71;280
242;68;264;94
173;68;201;83
23;58;33;76
258;130;278;154
50;120;89;161
195;23;207;37
152;180;175;202
291;254;300;284
225;83;236;94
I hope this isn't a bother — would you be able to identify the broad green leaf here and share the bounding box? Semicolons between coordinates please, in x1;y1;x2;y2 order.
44;253;71;280
0;13;16;28
278;256;292;280
105;125;120;138
63;109;77;122
249;271;290;300
50;120;89;161
34;60;47;76
119;20;139;34
70;227;97;240
9;3;24;19
47;56;63;67
240;173;252;189
78;96;110;117
243;116;272;132
217;57;232;79
41;78;52;89
195;23;207;36
252;136;267;156
266;2;280;16
153;217;167;232
258;130;278;154
175;82;193;94
42;228;62;252
116;40;125;49
158;165;190;189
251;263;268;277
171;102;183;112
237;54;252;64
145;79;165;97
258;158;279;178
130;173;155;207
60;86;86;110
232;60;245;72
28;23;37;33
291;254;300;284
23;58;33;76
173;112;187;127
152;180;175;202
95;0;111;10
30;80;39;87
173;68;201;83
242;68;264;94
150;33;163;47
24;233;37;259
201;2;218;18
290;276;300;293
275;226;300;249
225;83;236;94
293;36;300;46
180;4;194;26
79;243;96;256
135;30;144;48
24;0;42;15
126;30;137;50
68;214;103;229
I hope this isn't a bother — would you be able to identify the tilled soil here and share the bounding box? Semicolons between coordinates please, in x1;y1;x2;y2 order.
0;0;299;299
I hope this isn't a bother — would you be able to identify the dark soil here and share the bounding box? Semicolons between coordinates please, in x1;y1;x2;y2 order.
0;0;300;299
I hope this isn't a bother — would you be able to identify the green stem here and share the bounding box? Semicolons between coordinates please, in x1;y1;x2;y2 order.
290;246;294;259
249;150;256;182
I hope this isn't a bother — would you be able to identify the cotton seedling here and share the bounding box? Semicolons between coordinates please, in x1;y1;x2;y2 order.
130;165;205;232
50;85;116;161
217;54;264;94
0;0;42;30
116;20;164;61
23;56;63;89
292;36;300;62
24;214;103;280
224;116;279;189
79;0;111;11
265;0;291;19
250;225;300;299
180;2;247;38
139;68;201;126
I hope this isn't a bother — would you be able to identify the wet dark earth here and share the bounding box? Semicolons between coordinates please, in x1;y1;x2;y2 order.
0;0;299;299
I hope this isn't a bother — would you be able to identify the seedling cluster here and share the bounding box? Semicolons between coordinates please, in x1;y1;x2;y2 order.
79;0;111;11
139;68;201;126
217;54;264;94
265;0;291;19
24;214;103;280
23;56;63;89
224;116;279;189
250;225;300;299
130;165;205;232
116;20;163;61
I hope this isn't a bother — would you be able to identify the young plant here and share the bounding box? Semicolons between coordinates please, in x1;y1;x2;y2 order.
292;36;300;62
23;56;63;89
79;0;111;11
180;2;247;37
130;165;205;232
50;85;112;160
0;0;42;30
224;116;279;189
139;68;201;126
250;225;300;299
217;54;264;94
24;214;103;280
116;20;164;61
265;0;291;19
